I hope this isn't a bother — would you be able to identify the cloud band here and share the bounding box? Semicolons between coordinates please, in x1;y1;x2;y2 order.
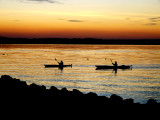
21;0;55;3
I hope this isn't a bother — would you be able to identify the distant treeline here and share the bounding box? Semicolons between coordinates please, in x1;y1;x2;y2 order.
0;36;160;45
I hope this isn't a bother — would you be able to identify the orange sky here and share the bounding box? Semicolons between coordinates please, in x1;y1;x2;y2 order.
0;0;160;39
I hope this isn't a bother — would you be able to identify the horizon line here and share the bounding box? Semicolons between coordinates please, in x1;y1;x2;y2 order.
1;36;160;40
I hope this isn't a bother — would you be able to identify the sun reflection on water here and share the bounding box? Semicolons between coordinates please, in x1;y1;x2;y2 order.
0;44;160;103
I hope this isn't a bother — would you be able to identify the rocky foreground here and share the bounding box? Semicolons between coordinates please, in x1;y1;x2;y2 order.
0;75;159;105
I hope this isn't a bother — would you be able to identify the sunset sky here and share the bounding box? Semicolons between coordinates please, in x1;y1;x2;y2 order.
0;0;160;39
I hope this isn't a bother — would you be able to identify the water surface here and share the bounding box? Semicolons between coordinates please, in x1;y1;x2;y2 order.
0;44;160;103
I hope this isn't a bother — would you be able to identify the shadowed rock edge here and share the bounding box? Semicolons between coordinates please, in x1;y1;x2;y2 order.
0;75;159;105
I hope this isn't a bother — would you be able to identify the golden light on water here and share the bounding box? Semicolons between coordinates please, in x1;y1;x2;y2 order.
0;44;160;103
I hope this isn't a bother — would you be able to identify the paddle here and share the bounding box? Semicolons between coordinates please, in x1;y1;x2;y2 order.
55;58;59;64
110;59;114;65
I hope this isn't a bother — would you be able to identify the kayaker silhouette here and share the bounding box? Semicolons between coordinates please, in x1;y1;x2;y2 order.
55;58;63;67
59;60;64;67
112;61;118;67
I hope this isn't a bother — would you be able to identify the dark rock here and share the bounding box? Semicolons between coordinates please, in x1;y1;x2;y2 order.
50;86;59;92
86;92;98;97
110;94;123;104
48;86;60;96
72;89;83;97
0;75;159;105
147;99;157;104
60;88;69;96
123;98;134;104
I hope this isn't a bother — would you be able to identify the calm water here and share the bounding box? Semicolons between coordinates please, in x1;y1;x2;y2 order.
0;44;160;103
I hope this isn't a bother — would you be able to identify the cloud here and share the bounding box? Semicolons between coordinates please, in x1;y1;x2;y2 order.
143;23;157;26
143;17;160;26
13;20;21;22
149;17;160;22
125;18;131;20
68;20;85;23
20;0;55;3
58;19;85;23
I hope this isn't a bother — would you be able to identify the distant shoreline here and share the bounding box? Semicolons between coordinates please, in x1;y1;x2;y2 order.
1;36;160;45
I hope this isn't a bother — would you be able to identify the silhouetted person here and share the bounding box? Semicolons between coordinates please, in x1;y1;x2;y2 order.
58;60;63;67
112;61;118;67
55;58;63;67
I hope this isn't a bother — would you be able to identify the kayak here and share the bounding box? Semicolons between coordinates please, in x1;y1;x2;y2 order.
44;64;72;68
96;65;132;70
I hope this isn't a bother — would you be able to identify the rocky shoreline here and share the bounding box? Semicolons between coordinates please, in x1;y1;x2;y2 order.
0;75;159;105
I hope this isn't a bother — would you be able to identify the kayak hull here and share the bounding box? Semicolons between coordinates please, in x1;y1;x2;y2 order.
44;64;72;68
96;65;132;70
